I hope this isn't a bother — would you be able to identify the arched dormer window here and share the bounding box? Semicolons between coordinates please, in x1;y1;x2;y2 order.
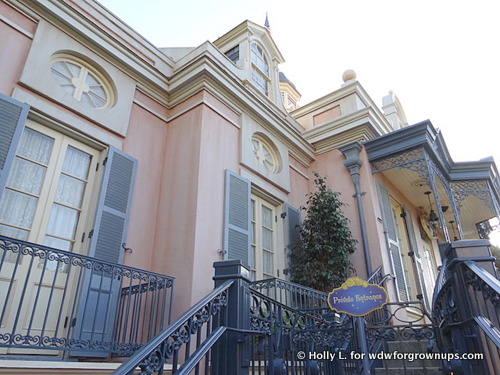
250;43;270;96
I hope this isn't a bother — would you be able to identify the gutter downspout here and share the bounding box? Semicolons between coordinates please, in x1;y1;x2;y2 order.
339;141;372;277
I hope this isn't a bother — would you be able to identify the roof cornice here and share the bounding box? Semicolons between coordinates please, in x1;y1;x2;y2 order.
167;42;315;166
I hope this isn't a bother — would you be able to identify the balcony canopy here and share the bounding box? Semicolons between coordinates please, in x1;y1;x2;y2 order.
364;120;500;240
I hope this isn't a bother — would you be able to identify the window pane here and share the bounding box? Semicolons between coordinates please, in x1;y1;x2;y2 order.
0;189;37;229
251;44;269;76
44;236;72;251
262;205;272;228
17;129;54;164
262;227;273;251
87;91;107;108
7;158;47;195
62;146;91;179
0;224;29;240
250;245;255;269
55;175;86;208
263;249;273;274
66;61;81;78
45;204;79;240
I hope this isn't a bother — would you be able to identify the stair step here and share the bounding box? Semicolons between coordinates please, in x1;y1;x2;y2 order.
374;339;442;372
385;340;435;353
374;367;441;375
0;360;172;375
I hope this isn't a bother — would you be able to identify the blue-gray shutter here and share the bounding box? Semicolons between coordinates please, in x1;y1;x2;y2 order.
377;183;409;302
0;94;29;197
403;206;429;305
89;146;137;263
223;169;251;266
71;146;137;356
403;207;419;258
285;204;301;248
284;204;300;278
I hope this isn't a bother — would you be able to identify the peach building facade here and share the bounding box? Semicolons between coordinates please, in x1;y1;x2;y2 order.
1;0;499;369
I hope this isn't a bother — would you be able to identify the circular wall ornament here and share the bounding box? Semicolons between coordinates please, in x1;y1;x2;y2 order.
251;133;281;173
51;54;114;109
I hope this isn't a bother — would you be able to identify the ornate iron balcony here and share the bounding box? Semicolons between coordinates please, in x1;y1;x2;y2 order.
0;235;174;357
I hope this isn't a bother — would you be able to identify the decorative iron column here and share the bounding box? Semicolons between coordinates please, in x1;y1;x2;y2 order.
340;141;372;277
424;152;451;242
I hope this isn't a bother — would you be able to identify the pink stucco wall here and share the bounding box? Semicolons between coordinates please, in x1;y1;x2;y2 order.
0;2;36;95
122;90;169;272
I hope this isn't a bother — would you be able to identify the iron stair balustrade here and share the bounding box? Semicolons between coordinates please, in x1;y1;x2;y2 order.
109;263;391;375
0;235;174;357
111;279;234;375
248;286;357;374
433;259;500;375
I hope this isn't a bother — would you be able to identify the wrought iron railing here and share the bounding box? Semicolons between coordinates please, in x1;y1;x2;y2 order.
433;259;500;374
365;300;437;374
249;277;328;310
248;286;358;374
111;279;233;375
0;235;174;356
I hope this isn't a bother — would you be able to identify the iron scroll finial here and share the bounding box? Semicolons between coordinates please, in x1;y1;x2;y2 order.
122;243;133;253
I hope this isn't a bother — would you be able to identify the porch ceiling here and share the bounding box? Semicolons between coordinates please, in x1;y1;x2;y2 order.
377;166;494;240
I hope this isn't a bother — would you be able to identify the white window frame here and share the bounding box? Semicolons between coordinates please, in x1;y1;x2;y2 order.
0;120;101;254
251;194;283;280
250;43;270;96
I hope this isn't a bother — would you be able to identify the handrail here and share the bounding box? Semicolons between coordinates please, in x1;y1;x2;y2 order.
463;260;500;295
111;279;234;375
433;258;500;374
175;326;227;375
249;277;328;309
474;316;500;349
0;235;174;355
432;257;448;306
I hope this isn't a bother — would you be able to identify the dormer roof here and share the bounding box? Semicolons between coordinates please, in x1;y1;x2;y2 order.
213;20;285;64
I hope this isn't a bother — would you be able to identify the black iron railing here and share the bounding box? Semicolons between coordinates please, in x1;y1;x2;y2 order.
365;300;437;373
249;277;328;310
111;279;233;375
248;286;357;374
433;259;500;374
0;235;174;356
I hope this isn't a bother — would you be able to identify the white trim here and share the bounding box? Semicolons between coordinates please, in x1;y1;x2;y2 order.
289;162;309;180
0;14;34;38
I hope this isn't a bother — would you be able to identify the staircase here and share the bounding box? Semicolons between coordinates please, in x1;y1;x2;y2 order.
373;339;440;375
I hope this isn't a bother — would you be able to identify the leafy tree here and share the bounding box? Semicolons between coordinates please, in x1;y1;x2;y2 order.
289;172;357;292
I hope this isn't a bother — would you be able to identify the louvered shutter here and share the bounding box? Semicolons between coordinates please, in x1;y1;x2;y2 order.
284;204;300;277
223;169;251;265
72;146;137;356
403;206;429;306
285;204;301;248
0;94;29;196
89;146;137;263
403;207;419;258
377;183;409;302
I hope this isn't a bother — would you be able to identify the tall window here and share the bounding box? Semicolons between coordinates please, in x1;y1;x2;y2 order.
251;195;277;280
250;43;270;96
0;122;99;253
